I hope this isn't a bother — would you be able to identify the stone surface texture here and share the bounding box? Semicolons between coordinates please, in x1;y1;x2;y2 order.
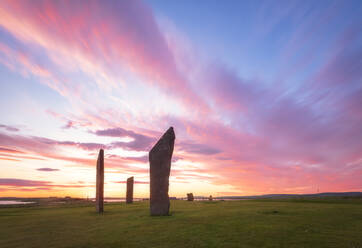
187;193;194;201
126;176;134;204
96;149;104;213
149;127;175;216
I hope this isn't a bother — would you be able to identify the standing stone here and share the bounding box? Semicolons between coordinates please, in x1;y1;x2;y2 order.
209;195;213;201
187;193;194;201
149;127;175;216
126;176;134;204
96;149;104;213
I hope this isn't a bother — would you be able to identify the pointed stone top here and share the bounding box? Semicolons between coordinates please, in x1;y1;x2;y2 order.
99;149;104;154
127;176;134;181
150;127;175;156
160;127;175;141
164;126;175;138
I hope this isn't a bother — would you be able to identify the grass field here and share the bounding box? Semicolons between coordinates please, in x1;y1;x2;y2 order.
0;199;361;248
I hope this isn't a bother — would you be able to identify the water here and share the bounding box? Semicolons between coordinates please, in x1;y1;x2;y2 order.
105;198;247;202
186;198;249;201
0;200;35;205
101;198;144;203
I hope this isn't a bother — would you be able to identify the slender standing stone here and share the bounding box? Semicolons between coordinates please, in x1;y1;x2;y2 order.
149;127;175;216
187;193;194;201
209;195;213;201
126;176;134;204
96;149;104;213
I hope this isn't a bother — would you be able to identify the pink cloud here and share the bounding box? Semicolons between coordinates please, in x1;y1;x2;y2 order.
0;153;46;161
0;147;24;154
0;178;51;187
94;127;155;151
62;121;74;129
0;178;93;191
177;141;221;155
0;157;20;162
0;0;209;113
37;168;60;172
0;124;19;132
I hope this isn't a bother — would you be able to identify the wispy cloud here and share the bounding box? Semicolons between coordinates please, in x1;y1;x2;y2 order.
0;178;93;191
0;124;19;132
0;178;51;187
36;168;60;172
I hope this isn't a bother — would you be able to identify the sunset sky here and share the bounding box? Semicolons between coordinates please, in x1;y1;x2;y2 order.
0;0;361;198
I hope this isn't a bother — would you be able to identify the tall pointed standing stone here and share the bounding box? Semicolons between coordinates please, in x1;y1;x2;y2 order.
149;127;175;216
126;176;134;204
96;149;104;213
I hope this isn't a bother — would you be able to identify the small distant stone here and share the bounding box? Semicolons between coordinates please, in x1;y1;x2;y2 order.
187;193;194;201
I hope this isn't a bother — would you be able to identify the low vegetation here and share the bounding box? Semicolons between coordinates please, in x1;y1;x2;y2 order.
0;199;361;248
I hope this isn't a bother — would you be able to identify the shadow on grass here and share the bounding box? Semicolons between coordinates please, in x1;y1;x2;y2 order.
260;210;280;215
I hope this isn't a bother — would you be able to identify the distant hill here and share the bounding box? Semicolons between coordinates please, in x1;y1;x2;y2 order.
214;192;362;199
1;192;361;201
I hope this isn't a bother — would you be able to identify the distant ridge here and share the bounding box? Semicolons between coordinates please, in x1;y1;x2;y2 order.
1;192;361;201
214;192;362;199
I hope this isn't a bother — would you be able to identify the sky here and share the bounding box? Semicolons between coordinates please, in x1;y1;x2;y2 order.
0;0;361;198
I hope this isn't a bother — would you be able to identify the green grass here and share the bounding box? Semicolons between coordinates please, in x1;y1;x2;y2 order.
0;199;361;248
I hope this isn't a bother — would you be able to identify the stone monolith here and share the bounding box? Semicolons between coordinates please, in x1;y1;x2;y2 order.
187;193;194;201
149;127;175;216
126;176;134;204
209;195;213;201
96;149;104;213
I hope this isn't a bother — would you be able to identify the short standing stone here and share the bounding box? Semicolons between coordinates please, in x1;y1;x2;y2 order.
126;176;134;204
209;195;213;201
149;127;175;216
187;193;194;201
96;149;104;213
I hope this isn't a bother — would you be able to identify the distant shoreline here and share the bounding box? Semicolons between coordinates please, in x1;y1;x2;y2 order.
1;191;361;201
